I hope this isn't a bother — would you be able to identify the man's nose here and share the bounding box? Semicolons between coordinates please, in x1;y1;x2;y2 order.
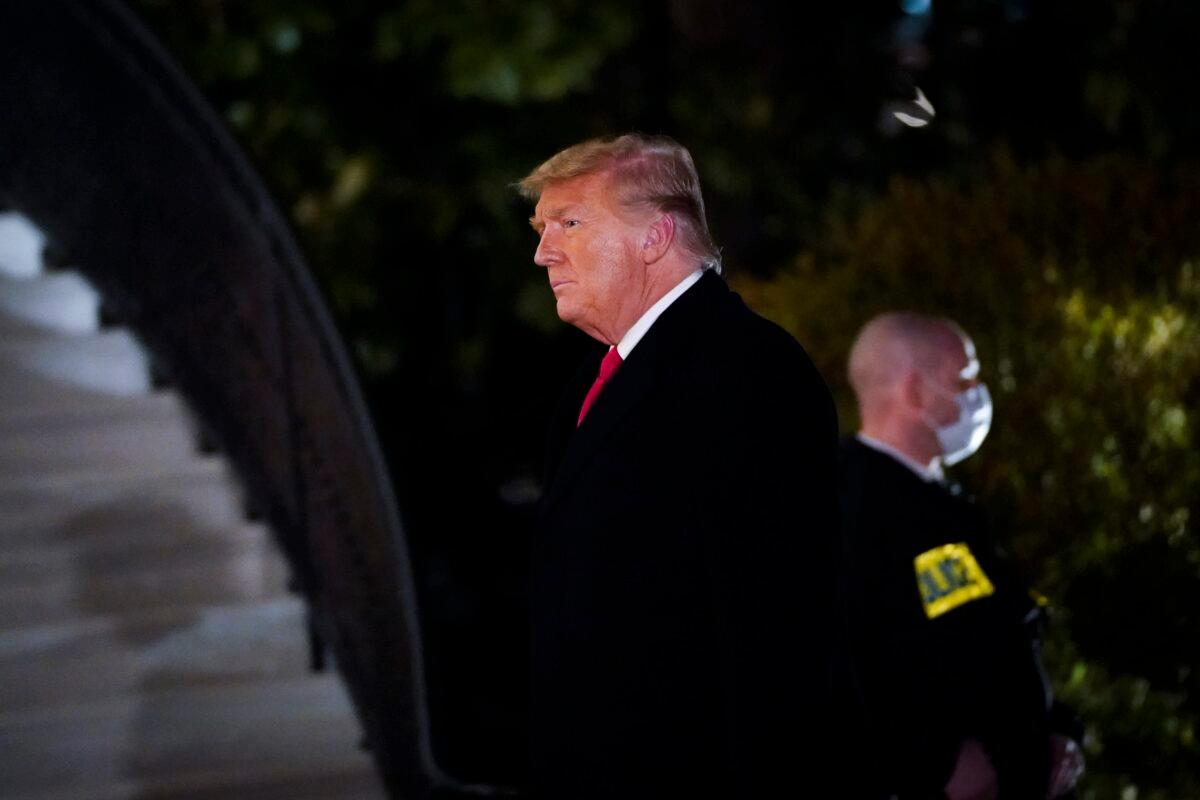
534;231;560;268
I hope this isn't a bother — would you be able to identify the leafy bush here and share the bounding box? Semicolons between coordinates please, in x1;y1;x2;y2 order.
737;150;1200;799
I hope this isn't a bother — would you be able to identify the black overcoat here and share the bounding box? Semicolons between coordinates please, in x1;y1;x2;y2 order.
531;271;845;799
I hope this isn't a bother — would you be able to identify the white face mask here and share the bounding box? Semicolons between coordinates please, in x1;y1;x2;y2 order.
923;381;993;466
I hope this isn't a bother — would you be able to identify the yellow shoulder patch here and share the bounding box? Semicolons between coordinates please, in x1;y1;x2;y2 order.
913;542;995;619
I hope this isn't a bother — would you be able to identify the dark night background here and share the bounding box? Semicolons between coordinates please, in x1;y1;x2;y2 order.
130;1;1200;796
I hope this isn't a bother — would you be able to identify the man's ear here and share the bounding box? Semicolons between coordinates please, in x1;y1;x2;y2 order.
641;213;675;264
901;370;926;412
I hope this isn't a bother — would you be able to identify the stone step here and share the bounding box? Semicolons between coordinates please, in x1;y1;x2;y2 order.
0;221;381;797
16;763;389;800
0;458;245;539
0;271;100;335
0;212;45;279
0;379;185;428
0;512;262;563
11;763;386;800
0;354;164;423
0;397;200;482
0;675;383;799
0;535;292;632
0;327;150;396
0;519;274;587
0;598;313;715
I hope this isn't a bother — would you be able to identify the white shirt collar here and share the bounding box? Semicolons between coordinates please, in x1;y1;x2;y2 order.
615;270;704;359
856;433;944;483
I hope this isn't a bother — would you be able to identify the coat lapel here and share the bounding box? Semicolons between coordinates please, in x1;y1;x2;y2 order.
543;346;603;488
542;271;724;511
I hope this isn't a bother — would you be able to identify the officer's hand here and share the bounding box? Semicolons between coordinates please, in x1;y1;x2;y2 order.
1046;734;1085;798
943;738;998;800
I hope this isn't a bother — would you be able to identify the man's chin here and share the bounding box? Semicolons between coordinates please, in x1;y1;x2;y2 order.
555;299;581;326
555;303;606;342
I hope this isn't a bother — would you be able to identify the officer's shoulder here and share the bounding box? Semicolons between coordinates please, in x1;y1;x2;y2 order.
838;436;911;480
838;438;909;502
837;438;964;526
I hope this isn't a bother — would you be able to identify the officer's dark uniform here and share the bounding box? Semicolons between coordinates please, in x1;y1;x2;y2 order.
839;435;1068;799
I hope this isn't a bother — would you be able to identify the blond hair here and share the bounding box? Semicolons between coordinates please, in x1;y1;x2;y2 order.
517;134;722;273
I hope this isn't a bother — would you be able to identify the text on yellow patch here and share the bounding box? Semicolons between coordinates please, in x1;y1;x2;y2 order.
913;542;995;619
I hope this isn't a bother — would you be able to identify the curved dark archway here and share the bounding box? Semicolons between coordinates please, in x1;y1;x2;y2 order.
0;2;500;796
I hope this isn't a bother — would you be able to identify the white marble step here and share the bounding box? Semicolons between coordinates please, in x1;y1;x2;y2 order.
0;327;150;396
0;675;383;799
0;212;46;279
0;221;382;796
0;378;184;428
0;345;160;423
14;762;388;800
0;271;100;334
0;518;274;586
0;458;245;539
0;397;200;482
0;535;292;632
0;598;313;715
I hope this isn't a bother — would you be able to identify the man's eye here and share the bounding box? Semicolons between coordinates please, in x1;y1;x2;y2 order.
564;219;580;228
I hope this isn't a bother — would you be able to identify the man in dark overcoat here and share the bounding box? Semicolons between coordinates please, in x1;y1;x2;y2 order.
518;134;846;799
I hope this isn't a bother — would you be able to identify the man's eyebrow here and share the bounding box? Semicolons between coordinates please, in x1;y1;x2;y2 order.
545;204;584;219
529;204;580;232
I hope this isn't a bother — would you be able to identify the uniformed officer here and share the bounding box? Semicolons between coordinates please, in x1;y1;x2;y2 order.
838;312;1084;799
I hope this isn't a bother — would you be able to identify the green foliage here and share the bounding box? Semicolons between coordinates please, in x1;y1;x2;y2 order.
132;0;641;390
739;151;1200;798
373;1;636;105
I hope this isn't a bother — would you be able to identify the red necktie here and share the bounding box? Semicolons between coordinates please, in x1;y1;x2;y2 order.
577;347;623;426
